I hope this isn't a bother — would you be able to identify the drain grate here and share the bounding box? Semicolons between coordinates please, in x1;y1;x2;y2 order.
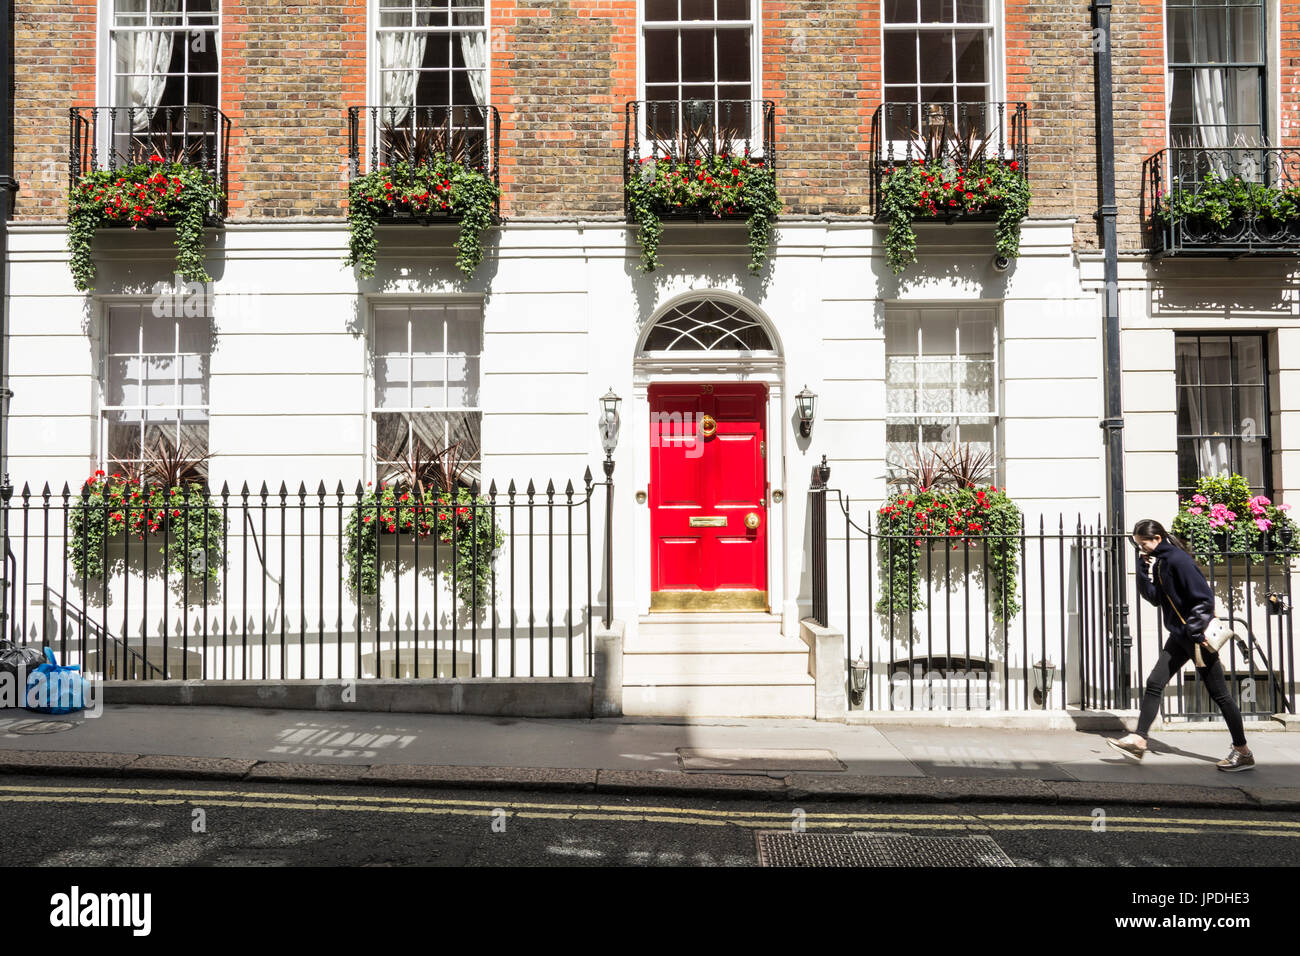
4;719;77;735
755;832;1014;868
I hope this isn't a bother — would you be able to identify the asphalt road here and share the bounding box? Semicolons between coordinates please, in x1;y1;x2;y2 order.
0;775;1296;867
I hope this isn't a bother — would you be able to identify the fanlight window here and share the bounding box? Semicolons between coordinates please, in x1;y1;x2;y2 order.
642;298;773;352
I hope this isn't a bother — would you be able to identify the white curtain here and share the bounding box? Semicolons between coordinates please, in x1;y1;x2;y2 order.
123;0;180;133
456;21;488;107
380;31;428;126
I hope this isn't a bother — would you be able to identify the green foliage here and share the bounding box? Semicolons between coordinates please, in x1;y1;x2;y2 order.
343;484;504;607
345;157;500;279
67;157;222;292
1169;474;1299;566
1156;172;1300;229
68;472;224;582
875;485;1023;624
879;158;1031;274
625;153;780;273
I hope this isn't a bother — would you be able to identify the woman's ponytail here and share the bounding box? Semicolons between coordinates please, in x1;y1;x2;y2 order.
1132;518;1196;557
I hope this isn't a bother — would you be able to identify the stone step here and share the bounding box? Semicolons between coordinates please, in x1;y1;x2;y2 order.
624;651;812;681
636;612;785;640
622;682;816;718
625;631;802;655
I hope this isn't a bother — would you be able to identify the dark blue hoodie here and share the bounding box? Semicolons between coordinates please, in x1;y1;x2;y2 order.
1135;539;1215;644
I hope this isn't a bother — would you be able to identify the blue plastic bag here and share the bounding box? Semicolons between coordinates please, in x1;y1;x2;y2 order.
25;648;89;715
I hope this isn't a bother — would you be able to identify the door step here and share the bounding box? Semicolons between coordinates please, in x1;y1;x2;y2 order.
624;613;814;717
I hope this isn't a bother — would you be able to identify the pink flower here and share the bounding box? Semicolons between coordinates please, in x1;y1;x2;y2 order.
1188;507;1203;516
1280;503;1292;512
1255;517;1273;532
1192;494;1209;506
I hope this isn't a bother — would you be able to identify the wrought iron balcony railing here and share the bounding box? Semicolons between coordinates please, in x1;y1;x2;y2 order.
623;99;776;221
347;105;501;222
1144;146;1300;257
69;106;231;221
869;101;1028;218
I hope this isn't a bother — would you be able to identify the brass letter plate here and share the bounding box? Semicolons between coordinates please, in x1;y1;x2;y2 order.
688;516;728;527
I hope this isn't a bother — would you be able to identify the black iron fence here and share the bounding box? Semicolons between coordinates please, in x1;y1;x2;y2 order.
623;98;775;220
0;473;609;682
809;477;1296;719
347;105;501;220
870;101;1028;216
1143;146;1300;256
69;106;231;219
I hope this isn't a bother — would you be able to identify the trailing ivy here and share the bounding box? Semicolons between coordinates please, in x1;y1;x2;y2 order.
67;156;222;292
625;152;780;273
1170;473;1299;566
343;484;504;607
67;472;224;582
875;485;1023;624
880;158;1030;274
345;157;500;279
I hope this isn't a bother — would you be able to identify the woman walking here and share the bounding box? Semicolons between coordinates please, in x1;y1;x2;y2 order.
1106;519;1254;771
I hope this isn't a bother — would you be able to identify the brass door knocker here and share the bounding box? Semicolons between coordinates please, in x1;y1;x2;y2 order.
699;414;717;439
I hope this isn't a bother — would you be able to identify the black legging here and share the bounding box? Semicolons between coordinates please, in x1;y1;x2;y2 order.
1136;636;1247;747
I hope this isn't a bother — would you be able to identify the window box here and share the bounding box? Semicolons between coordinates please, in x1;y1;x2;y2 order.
1145;148;1300;257
623;99;778;273
871;102;1030;274
345;106;501;279
66;106;229;292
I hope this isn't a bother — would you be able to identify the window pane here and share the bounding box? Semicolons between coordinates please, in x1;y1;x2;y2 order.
959;360;993;412
177;414;208;459
1201;387;1233;436
886;357;916;387
646;0;677;21
681;0;711;20
410;314;442;355
177;315;210;354
106;357;141;407
1177;439;1201;491
716;29;750;82
179;353;208;405
141;319;173;354
955;0;986;23
411;357;445;407
918;31;954;84
1231;6;1262;62
376;357;409;408
954;30;986;84
1175;337;1200;385
645;30;678;84
445;311;481;354
1169;8;1192;63
1195;8;1229;62
919;0;954;23
921;313;957;355
375;312;408;355
958;310;993;356
1233;335;1265;384
107;311;140;354
1238;386;1266;438
716;0;748;19
884;31;916;85
887;383;917;414
1240;439;1267;493
1196;437;1234;478
373;412;409;463
107;416;142;466
885;0;917;25
886;311;918;355
1199;337;1232;385
680;30;714;82
1176;387;1195;435
446;356;480;407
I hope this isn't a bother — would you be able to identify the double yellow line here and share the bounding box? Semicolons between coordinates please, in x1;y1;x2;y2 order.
0;783;1297;837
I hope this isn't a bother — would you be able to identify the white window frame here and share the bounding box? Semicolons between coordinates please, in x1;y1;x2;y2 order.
636;0;764;157
96;0;223;168
367;299;485;486
881;1;1006;158
884;305;1001;486
366;0;492;174
97;300;212;475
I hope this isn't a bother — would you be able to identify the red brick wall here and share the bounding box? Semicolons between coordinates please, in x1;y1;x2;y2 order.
1281;1;1300;149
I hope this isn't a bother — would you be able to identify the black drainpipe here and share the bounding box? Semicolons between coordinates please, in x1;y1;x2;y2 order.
1092;0;1131;706
0;0;16;643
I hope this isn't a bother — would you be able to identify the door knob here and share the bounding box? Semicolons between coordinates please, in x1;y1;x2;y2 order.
745;512;760;530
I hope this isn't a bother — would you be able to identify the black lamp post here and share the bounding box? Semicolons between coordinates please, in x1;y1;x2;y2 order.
598;389;621;628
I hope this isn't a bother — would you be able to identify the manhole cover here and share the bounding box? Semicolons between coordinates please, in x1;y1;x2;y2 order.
6;719;77;735
755;832;1013;867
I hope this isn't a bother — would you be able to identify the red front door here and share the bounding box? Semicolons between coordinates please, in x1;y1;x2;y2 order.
649;383;767;608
